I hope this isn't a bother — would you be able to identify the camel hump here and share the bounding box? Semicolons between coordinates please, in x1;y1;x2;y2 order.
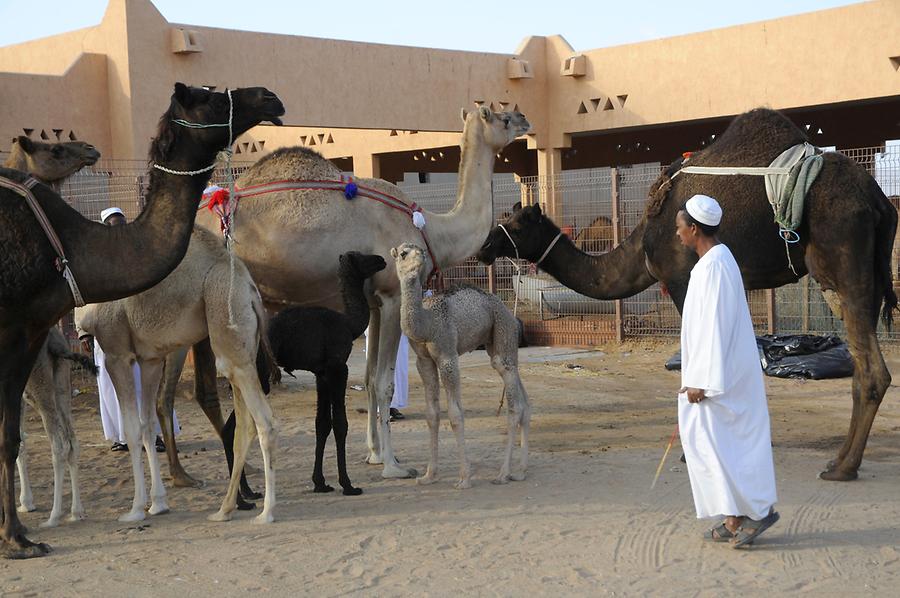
238;146;341;187
690;108;808;168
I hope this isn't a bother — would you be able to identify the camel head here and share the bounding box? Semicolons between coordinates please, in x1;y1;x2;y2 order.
150;83;285;164
460;106;530;152
9;136;100;183
391;242;428;284
340;251;387;280
476;203;561;265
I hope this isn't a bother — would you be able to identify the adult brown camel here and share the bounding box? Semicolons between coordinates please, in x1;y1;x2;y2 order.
0;82;284;558
477;108;897;482
178;107;530;481
3;137;100;184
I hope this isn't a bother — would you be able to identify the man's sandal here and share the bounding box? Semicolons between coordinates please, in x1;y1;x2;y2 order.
703;521;737;542
732;510;780;548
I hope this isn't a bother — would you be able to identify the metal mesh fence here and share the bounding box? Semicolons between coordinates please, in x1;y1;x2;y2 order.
26;142;900;359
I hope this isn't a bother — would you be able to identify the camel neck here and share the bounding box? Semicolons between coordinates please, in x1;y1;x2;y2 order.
340;274;373;339
60;166;213;304
425;137;496;269
398;275;432;342
537;221;657;300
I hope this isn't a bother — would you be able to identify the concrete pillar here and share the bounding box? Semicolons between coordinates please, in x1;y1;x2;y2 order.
537;147;563;220
353;153;382;179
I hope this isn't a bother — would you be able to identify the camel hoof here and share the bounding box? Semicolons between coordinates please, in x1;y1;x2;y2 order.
68;511;86;523
509;472;526;482
492;475;510;485
818;468;859;482
823;459;840;473
366;453;384;465
455;479;473;490
254;512;274;525
148;503;170;516
39;518;60;529
382;464;416;479
342;486;363;496
17;503;36;514
313;484;335;493
172;474;204;489
207;510;233;522
118;510;146;523
416;474;437;485
236;497;256;511
1;539;51;560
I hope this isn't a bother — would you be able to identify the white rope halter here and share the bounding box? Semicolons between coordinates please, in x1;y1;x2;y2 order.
497;224;562;317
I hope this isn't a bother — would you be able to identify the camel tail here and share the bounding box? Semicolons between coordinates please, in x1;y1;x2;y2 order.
251;286;281;395
874;185;898;330
46;328;98;376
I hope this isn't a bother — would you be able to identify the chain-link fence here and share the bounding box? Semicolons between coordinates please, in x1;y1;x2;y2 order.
25;143;900;361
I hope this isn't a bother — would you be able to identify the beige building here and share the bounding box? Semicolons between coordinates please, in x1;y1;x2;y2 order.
1;0;899;216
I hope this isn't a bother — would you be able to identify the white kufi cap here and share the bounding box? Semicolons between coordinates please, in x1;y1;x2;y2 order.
100;207;125;222
685;194;722;226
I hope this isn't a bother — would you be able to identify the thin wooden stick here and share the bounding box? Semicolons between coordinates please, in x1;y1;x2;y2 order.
651;424;679;490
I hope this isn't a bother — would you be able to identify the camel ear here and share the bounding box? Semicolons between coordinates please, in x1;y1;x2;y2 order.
390;247;399;259
460;108;468;123
478;105;493;122
15;135;35;154
173;82;194;108
527;204;543;222
512;201;522;213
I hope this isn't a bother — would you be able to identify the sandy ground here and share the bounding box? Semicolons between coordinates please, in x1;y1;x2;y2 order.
2;339;900;597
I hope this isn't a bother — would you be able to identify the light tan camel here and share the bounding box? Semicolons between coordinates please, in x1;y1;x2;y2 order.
17;329;95;527
9;136;99;528
392;243;530;488
193;107;530;479
75;226;277;524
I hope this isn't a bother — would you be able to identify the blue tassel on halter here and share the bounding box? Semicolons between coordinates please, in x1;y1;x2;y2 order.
344;182;358;199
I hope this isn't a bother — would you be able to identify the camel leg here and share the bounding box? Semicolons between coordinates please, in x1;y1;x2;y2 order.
193;338;226;434
0;328;51;558
329;364;361;496
312;371;335;493
415;355;440;486
51;353;84;523
371;301;416;478
820;298;890;481
212;367;276;524
440;357;471;489
158;347;200;488
105;358;149;522
489;349;530;483
15;400;34;513
138;360;169;516
364;308;382;464
211;399;251;521
221;411;260;508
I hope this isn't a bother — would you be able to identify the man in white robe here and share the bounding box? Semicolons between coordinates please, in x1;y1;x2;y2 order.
676;194;779;548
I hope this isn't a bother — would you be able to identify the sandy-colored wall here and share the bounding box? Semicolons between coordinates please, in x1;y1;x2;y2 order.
1;0;897;161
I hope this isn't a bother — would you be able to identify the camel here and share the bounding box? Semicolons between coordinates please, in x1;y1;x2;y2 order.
3;137;100;186
232;251;387;496
176;106;530;483
75;226;278;524
17;328;96;528
8;135;100;529
0;82;284;558
392;243;530;488
573;215;614;254
477;108;897;482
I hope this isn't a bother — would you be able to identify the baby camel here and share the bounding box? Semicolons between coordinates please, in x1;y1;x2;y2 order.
17;328;97;528
391;243;530;488
230;252;386;496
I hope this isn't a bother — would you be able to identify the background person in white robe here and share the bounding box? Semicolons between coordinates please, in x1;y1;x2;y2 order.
78;207;179;452
675;194;779;548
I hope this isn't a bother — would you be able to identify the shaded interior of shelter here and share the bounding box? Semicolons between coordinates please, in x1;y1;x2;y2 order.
332;95;900;182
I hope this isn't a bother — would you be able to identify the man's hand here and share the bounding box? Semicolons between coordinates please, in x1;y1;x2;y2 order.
79;335;93;354
679;387;706;403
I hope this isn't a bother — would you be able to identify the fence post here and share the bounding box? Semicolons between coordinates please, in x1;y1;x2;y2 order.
611;167;624;343
488;264;496;295
766;288;777;335
801;275;810;333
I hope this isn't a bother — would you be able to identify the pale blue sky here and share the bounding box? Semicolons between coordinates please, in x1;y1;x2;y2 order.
0;0;868;52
